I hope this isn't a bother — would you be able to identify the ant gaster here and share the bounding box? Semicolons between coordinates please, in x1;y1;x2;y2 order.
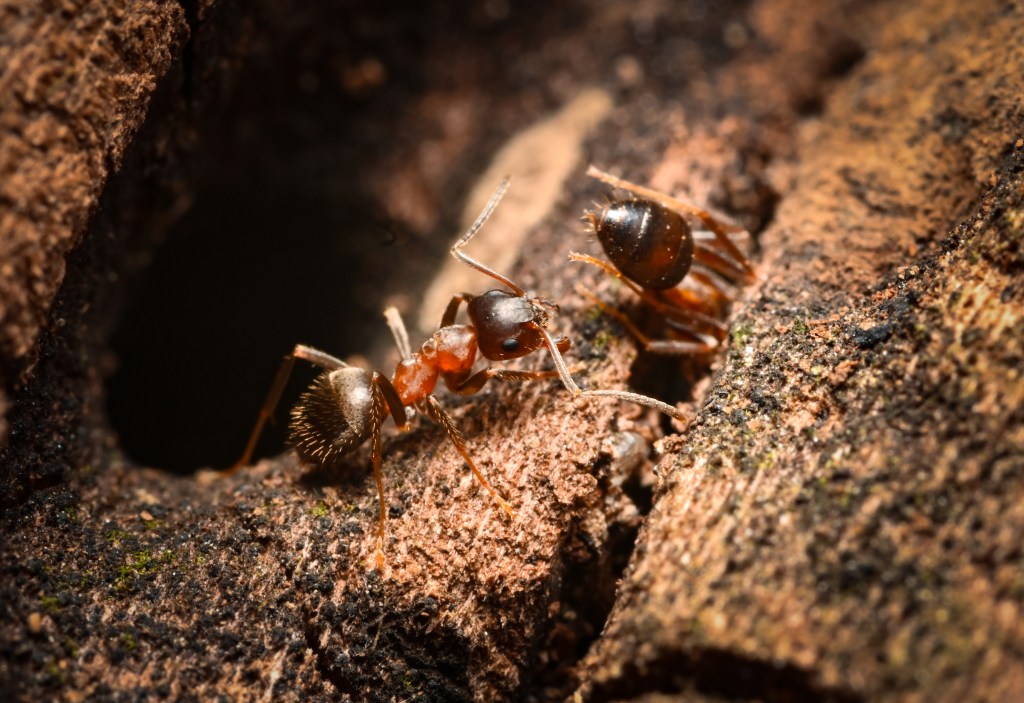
228;178;686;571
571;165;757;355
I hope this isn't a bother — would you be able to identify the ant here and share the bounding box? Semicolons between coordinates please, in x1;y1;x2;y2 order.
571;165;757;355
226;178;687;571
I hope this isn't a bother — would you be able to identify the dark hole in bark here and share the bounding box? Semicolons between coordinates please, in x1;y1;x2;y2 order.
105;153;426;473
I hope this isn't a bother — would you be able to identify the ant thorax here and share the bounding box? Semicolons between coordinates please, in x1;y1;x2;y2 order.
392;325;477;405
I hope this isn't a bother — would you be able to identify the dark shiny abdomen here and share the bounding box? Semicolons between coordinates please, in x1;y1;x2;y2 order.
596;199;694;290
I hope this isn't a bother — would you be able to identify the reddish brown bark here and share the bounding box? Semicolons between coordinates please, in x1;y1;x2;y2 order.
1;1;1022;702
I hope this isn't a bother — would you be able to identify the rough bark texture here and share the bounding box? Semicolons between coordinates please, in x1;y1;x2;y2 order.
1;1;1022;702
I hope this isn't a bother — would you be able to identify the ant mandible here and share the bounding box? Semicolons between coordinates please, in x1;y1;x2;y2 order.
227;178;687;571
571;165;757;355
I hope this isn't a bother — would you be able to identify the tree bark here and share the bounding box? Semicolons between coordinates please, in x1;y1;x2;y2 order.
575;1;1024;700
1;1;1022;702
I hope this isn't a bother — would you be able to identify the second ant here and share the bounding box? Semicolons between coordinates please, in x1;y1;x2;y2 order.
572;165;757;356
227;178;687;570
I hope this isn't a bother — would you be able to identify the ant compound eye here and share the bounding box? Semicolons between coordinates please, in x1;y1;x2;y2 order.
501;338;520;353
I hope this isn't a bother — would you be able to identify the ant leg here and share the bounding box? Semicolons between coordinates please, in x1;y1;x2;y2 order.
292;345;350;369
586;165;755;279
444;367;561;396
693;227;751;265
220;354;295;475
366;378;389;571
693;245;753;283
449;178;527;296
420;395;515;518
576;285;719;356
224;345;347;474
686;269;737;304
383;307;413;361
656;276;734;331
570;251;646;297
374;373;410;431
363;373;410;572
570;252;728;337
677;271;735;319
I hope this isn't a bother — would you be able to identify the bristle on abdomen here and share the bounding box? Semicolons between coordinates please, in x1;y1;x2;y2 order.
290;369;376;465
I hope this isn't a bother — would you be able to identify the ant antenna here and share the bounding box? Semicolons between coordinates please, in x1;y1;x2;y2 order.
450;177;526;296
534;325;690;422
384;306;413;361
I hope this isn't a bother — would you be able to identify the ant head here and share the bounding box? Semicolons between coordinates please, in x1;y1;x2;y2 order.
452;178;572;370
466;290;554;360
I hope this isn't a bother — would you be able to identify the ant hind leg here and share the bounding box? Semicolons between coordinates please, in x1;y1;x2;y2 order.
222;344;347;474
570;252;728;340
367;381;389;571
575;284;718;356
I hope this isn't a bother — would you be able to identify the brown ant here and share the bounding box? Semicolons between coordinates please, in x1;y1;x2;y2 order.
227;178;686;570
571;165;756;355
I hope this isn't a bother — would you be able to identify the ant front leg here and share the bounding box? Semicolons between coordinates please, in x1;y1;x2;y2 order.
223;344;347;474
419;395;515;519
441;293;474;327
444;367;561;396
